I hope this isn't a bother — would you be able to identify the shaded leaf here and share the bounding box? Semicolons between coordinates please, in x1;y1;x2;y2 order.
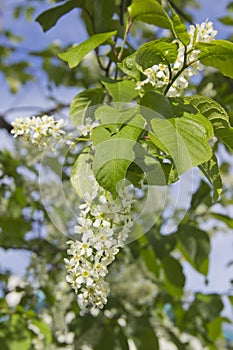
132;317;159;350
199;154;222;201
118;52;140;79
177;225;210;275
36;0;85;32
140;90;173;121
218;16;233;26
70;152;93;198
70;88;105;128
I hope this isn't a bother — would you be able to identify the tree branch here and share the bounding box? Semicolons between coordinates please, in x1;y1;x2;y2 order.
168;0;194;25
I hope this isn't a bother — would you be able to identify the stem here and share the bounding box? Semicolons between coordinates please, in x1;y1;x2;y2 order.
167;0;194;25
119;0;126;26
118;18;132;61
163;45;188;96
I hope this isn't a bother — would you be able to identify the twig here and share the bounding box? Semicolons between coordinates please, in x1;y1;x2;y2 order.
118;17;132;61
168;0;194;25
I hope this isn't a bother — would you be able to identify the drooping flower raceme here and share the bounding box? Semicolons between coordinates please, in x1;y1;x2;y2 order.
11;115;66;146
136;20;217;97
65;176;134;316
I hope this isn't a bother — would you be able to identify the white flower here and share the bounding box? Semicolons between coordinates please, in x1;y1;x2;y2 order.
65;179;134;315
196;20;217;43
135;19;217;97
11;115;66;146
6;291;24;307
77;117;99;136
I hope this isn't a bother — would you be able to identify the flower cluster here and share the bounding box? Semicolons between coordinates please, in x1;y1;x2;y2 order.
11;115;65;146
136;20;217;97
65;176;134;316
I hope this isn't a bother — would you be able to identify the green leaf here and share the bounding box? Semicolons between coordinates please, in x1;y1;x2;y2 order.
95;105;138;132
118;52;140;79
227;1;233;12
31;319;52;345
132;317;159;350
101;79;138;102
91;125;112;146
207;316;225;342
59;31;117;68
197;40;233;79
228;295;233;306
95;324;114;350
195;293;224;321
177;225;210;275
218;16;233;26
140;91;173;121
0;314;31;350
161;255;185;296
0;217;31;248
186;94;233;150
150;112;213;174
210;213;233;229
128;0;172;29
70;88;105;128
184;293;224;327
199;154;222;201
93;138;134;195
190;180;212;210
170;7;190;45
136;39;178;71
70;152;94;198
36;0;85;32
139;235;160;277
92;115;144;194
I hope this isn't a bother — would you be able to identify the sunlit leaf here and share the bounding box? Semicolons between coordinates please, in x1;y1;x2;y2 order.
59;31;117;68
128;0;172;29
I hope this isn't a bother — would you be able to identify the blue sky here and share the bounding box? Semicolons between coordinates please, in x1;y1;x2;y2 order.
1;0;233;321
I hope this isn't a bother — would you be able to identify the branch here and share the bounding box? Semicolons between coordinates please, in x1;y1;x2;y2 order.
119;0;126;26
0;116;12;133
168;0;194;25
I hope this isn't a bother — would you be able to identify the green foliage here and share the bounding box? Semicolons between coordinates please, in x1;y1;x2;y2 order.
2;1;233;349
70;88;105;127
92;114;144;194
136;39;178;71
70;152;93;198
132;317;159;349
59;31;117;68
128;0;172;29
186;94;233;150
118;52;140;79
101;79;138;102
197;40;233;79
170;7;190;45
199;155;223;201
177;225;210;275
36;0;85;32
149;112;213;174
